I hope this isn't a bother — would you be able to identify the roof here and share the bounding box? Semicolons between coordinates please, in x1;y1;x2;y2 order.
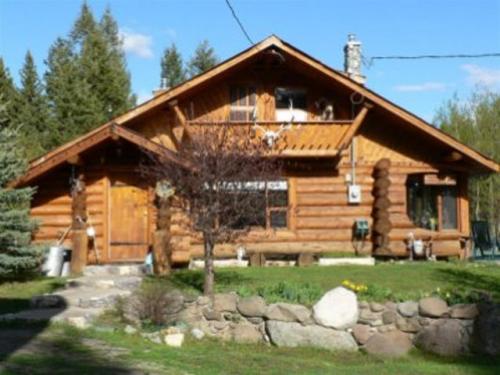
14;123;189;186
19;35;499;180
108;35;497;173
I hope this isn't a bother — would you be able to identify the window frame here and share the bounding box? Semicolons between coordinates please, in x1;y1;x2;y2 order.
229;85;257;122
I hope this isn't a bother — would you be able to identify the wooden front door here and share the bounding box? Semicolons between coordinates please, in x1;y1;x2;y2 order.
109;182;149;262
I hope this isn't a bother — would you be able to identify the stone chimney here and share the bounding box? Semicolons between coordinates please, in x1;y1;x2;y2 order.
344;34;366;85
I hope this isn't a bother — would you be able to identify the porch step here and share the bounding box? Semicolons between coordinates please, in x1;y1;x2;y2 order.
83;264;146;277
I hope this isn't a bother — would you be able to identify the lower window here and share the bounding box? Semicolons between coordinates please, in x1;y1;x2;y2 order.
406;175;458;230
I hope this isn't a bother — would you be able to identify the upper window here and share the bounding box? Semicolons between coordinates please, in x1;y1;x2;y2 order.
406;174;458;231
229;86;256;121
275;87;307;122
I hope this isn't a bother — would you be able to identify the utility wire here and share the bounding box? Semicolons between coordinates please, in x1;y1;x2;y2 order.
224;0;254;45
364;52;500;67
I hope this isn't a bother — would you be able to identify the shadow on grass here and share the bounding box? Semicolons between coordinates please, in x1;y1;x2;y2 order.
0;324;136;374
435;267;500;301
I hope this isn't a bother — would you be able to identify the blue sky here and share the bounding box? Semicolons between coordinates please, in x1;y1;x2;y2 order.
1;0;499;122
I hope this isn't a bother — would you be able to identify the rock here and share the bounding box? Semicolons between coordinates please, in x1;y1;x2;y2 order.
313;287;359;330
358;309;381;325
384;301;397;311
191;328;205;340
232;324;263;344
237;296;266;317
450;304;478;319
124;325;138;335
164;290;185;315
396;317;421;333
142;331;162;344
415;319;470;356
66;316;90;329
382;310;398;325
213;293;238;313
265;303;311;323
377;324;396;333
202;307;223;321
266;321;357;351
247;317;264;325
470;302;500;357
370;302;385;312
397;301;418;318
358;301;369;309
197;296;211;306
212;321;229;330
164;333;184;347
178;303;203;326
30;295;66;309
419;297;448;318
352;324;373;345
364;331;413;357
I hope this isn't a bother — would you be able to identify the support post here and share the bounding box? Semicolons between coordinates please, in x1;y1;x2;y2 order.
153;197;172;275
249;252;266;267
70;173;88;273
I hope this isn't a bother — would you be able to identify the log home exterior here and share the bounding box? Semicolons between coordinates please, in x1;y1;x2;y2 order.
15;36;499;270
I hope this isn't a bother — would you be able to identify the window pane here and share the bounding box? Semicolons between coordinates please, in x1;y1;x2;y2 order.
406;176;438;231
275;87;307;109
441;187;458;229
270;211;287;228
268;190;288;207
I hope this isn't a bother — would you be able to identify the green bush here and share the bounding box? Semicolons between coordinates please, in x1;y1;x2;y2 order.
238;281;323;306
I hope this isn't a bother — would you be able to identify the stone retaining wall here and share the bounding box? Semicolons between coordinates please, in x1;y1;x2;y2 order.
126;287;500;357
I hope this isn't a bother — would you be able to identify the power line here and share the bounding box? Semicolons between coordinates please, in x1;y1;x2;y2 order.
224;0;254;45
364;52;500;67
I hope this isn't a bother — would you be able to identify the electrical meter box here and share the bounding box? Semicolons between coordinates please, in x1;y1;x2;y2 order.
354;219;369;238
348;184;362;204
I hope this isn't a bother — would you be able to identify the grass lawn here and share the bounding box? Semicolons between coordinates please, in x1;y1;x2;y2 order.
0;277;66;314
167;261;500;305
1;324;499;375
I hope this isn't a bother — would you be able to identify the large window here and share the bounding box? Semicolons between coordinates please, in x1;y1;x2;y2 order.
221;181;289;230
275;87;307;122
229;86;256;121
406;175;458;231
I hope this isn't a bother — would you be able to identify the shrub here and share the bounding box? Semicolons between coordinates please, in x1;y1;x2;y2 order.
131;281;172;327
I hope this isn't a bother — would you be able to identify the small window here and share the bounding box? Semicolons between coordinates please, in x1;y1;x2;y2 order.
275;87;307;122
229;86;256;121
406;175;458;231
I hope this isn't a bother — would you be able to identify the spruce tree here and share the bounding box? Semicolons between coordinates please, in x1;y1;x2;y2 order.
0;95;41;277
70;1;97;48
188;40;218;77
45;37;99;146
0;58;19;129
17;51;51;158
160;43;186;88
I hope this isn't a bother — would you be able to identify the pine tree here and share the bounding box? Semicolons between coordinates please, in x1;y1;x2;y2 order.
160;43;186;88
17;51;51;158
70;1;97;48
0;95;41;277
45;37;99;146
188;40;218;77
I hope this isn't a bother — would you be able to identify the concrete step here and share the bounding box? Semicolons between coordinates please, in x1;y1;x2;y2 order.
55;287;132;309
83;264;146;277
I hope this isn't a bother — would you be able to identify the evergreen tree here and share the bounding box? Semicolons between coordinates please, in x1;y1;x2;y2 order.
160;43;186;88
188;40;218;77
70;1;97;48
0;58;19;128
17;51;51;158
45;37;99;146
435;89;500;231
0;95;41;277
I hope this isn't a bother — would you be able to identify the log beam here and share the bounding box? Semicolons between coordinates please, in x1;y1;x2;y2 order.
70;173;88;273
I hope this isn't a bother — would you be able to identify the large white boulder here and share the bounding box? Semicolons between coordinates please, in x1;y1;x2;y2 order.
312;287;359;329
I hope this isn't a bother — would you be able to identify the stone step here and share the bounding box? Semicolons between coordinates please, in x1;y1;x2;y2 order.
67;275;143;290
83;264;146;277
55;287;132;309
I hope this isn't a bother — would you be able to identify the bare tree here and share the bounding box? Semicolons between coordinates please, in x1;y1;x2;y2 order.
144;124;281;295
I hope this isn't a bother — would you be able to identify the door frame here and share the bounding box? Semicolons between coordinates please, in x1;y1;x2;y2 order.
104;167;154;263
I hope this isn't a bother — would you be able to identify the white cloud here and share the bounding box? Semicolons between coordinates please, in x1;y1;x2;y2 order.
394;82;448;92
119;29;153;59
461;64;500;87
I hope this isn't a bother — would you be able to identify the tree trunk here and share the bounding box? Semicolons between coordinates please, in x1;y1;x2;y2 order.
203;232;215;296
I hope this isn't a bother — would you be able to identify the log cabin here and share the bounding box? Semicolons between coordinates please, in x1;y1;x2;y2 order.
14;35;499;272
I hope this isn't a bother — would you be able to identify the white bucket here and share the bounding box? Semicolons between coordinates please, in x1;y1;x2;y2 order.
43;246;65;277
413;240;424;256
